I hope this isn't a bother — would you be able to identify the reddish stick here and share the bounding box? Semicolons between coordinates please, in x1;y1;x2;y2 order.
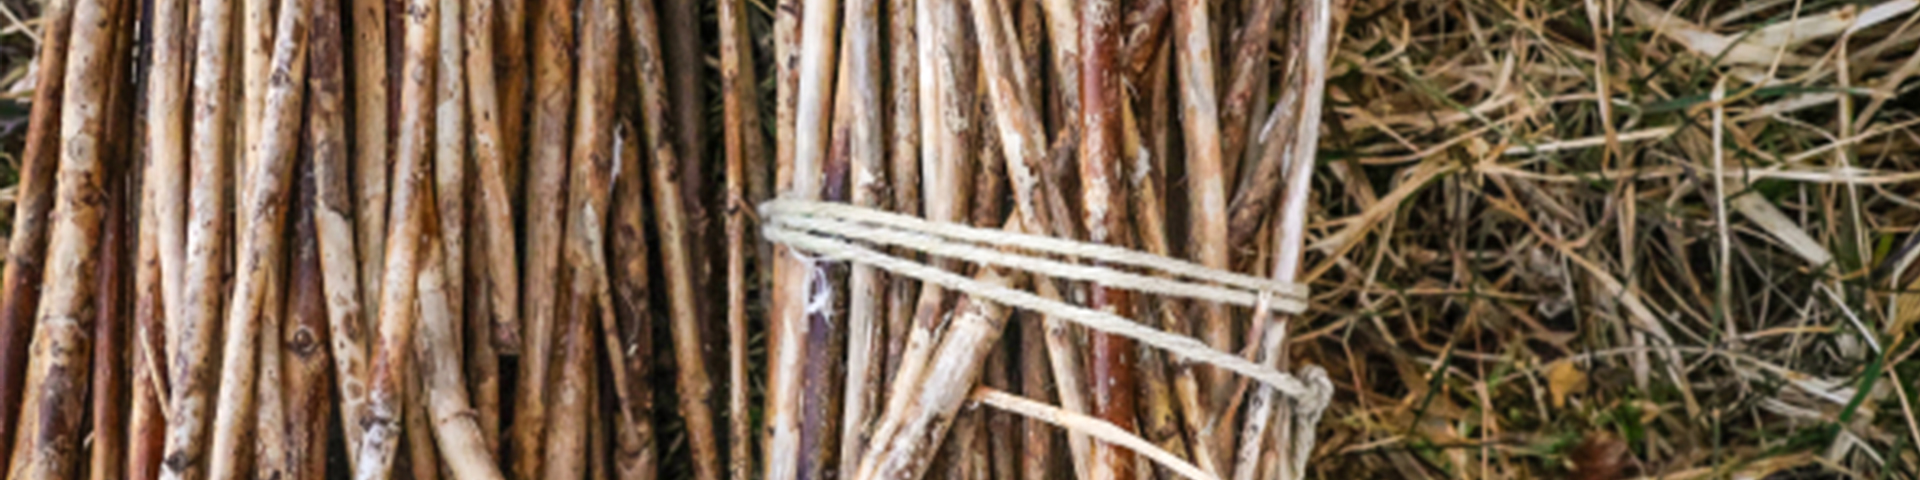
1081;1;1142;479
610;121;659;480
0;0;73;464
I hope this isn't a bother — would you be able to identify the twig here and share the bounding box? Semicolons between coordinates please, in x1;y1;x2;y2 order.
610;121;659;480
839;0;887;474
508;0;574;473
627;1;723;479
353;0;438;474
309;0;370;459
285;153;334;480
0;0;72;463
413;227;509;480
349;0;389;328
718;0;762;474
5;0;126;473
463;0;520;352
882;0;921;392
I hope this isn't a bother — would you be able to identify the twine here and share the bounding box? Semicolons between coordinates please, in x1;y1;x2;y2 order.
761;199;1335;472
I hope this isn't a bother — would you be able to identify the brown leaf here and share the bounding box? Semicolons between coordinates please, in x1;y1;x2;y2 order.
1547;360;1587;408
1567;432;1629;480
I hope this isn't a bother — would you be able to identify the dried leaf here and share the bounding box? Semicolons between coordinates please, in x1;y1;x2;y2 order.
1548;360;1587;408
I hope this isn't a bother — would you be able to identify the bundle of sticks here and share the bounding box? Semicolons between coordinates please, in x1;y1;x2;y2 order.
0;0;1339;477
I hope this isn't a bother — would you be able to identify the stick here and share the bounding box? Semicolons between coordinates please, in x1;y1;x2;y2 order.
436;0;470;344
854;231;1025;480
5;0;125;472
839;0;887;473
242;0;273;205
403;219;507;480
463;0;520;353
285;153;334;480
464;176;504;453
203;0;312;474
1171;0;1238;450
972;388;1219;480
1232;1;1332;479
88;58;133;480
799;44;855;480
1217;0;1274;181
160;0;239;470
1122;0;1168;81
508;0;573;472
550;0;621;472
492;0;525;196
541;271;591;480
880;0;974;457
349;0;388;326
627;1;722;478
142;0;186;422
610;121;659;480
1081;0;1141;478
130;55;167;480
717;0;761;475
882;0;922;389
660;0;712;325
0;0;72;463
353;0;437;473
309;0;369;460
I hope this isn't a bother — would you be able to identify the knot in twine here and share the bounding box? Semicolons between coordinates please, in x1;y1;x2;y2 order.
761;199;1335;479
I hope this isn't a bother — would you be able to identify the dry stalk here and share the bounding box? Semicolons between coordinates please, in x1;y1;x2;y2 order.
660;0;711;324
88;68;133;480
507;0;574;473
882;0;922;390
881;0;975;458
349;0;389;326
309;0;370;460
627;1;723;479
142;0;185;407
435;0;470;348
1217;0;1274;178
1232;1;1332;479
463;181;503;452
541;275;591;480
413;228;509;480
491;0;525;194
463;0;520;352
131;81;168;480
550;0;621;472
285;159;335;480
353;0;438;473
1017;313;1055;480
160;0;240;471
854;231;1025;480
765;0;841;476
4;0;127;473
610;121;659;480
718;0;761;475
1081;0;1142;478
203;0;312;474
1171;0;1237;452
839;0;887;475
0;0;72;463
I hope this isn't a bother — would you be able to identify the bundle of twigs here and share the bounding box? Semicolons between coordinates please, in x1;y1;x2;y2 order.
0;0;1343;478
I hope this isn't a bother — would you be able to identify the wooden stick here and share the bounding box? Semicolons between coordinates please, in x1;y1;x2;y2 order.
1122;0;1168;81
309;0;370;460
610;121;659;480
627;1;722;478
882;0;922;389
159;0;238;471
285;153;335;480
435;0;470;350
130;58;168;480
0;0;72;463
349;0;389;327
549;0;620;471
854;234;1024;480
4;0;125;472
1081;0;1141;478
660;0;711;321
1171;0;1238;447
242;0;273;206
463;174;504;453
463;0;520;353
141;0;186;437
541;270;591;480
353;0;438;473
87;48;134;480
717;0;761;474
799;44;855;480
1217;0;1275;181
1232;1;1332;479
881;0;974;457
972;388;1219;480
508;0;573;472
413;226;509;480
203;0;312;474
492;0;526;197
839;0;887;474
